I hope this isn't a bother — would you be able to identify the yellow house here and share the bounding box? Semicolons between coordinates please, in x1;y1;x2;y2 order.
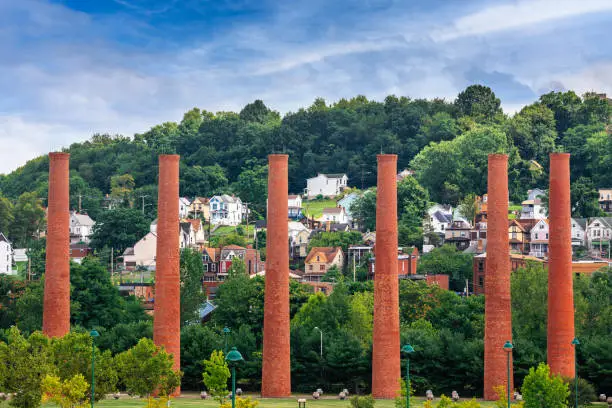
190;197;210;221
304;247;344;282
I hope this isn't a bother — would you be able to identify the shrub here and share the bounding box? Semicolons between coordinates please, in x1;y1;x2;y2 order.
458;399;482;408
436;395;454;408
521;363;569;408
202;350;230;404
41;374;89;408
349;395;375;408
563;377;596;407
221;397;259;408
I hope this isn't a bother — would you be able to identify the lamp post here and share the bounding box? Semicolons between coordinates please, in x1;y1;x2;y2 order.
401;344;415;408
90;330;100;408
572;338;580;408
503;341;513;408
314;327;323;357
223;327;231;354
225;347;244;408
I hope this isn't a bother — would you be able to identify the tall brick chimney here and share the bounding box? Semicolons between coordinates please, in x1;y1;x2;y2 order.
43;152;71;337
261;154;291;397
548;153;575;377
153;154;181;394
372;154;401;399
483;154;513;400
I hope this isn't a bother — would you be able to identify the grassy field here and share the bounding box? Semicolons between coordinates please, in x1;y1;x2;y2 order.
29;395;537;408
302;199;337;219
212;225;255;237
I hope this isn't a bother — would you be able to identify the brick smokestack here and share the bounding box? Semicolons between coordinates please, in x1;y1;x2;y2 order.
154;154;181;394
261;154;291;397
43;152;71;337
548;153;575;377
372;154;400;399
484;154;513;400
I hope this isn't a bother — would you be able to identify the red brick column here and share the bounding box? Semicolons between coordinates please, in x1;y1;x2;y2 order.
372;154;400;399
484;154;513;400
43;152;71;337
153;154;181;394
548;153;575;377
262;154;291;397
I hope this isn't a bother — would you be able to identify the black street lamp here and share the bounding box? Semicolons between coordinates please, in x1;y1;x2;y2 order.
90;330;100;408
225;347;244;408
401;344;415;408
503;341;513;408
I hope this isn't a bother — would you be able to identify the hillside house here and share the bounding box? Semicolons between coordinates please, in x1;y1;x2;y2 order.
587;217;612;253
304;173;348;198
337;193;359;225
508;219;530;254
321;207;348;224
520;188;546;219
571;218;587;247
424;205;453;245
179;197;191;219
444;219;472;251
599;188;612;213
190;197;210;221
0;233;14;275
219;245;264;276
180;222;196;249
69;212;95;244
368;247;419;278
122;232;157;270
289;221;311;258
304;247;344;282
288;195;303;219
529;219;549;258
210;195;245;226
185;218;207;247
70;242;91;264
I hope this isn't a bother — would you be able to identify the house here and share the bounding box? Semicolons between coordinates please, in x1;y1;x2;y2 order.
444;218;473;251
347;245;374;269
328;223;350;232
288;195;303;219
321;207;348;224
396;169;414;182
185;219;207;247
70;242;91;264
586;217;612;253
424;205;453;245
218;245;264;276
122;232;157;270
304;173;348;199
180;222;197;249
0;233;14;275
508;219;530;254
210;195;245;226
289;221;311;258
363;231;376;246
179;197;191;219
571;218;587;247
304;247;344;282
473;253;545;295
69;212;95;244
337;192;359;225
520;188;546;219
189;197;211;221
599;188;612;213
201;247;221;299
529;219;549;258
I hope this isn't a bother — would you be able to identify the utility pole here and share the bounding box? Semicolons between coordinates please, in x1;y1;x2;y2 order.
353;252;356;282
78;194;82;213
139;195;149;215
110;247;114;278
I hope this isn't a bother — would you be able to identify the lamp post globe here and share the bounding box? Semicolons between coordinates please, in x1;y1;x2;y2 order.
225;347;244;408
571;338;580;408
401;344;415;408
90;330;100;408
223;327;231;354
503;341;513;408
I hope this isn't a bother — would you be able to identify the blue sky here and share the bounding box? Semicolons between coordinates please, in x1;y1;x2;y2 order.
1;0;611;173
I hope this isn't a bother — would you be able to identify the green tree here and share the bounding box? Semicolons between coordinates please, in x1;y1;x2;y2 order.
539;91;582;134
521;363;569;408
455;85;502;121
232;162;267;214
202;350;230;402
180;164;228;199
10;192;45;247
115;338;181;398
322;265;343;282
350;190;376;231
0;193;14;235
417;245;473;291
507;103;557;166
41;374;89;408
89;208;150;255
570;177;602;218
180;249;206;325
181;325;222;390
110;173;136;202
308;231;363;253
458;193;478;224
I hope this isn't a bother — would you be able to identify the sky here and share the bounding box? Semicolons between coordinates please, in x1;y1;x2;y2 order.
1;0;611;173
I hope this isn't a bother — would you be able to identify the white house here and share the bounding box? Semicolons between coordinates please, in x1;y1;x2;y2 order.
304;173;348;199
321;207;348;224
210;195;245;226
423;204;453;245
0;233;14;275
69;212;95;244
179;197;191;219
529;219;549;258
180;222;196;249
122;232;157;270
289;221;311;258
520;189;546;220
586;217;612;252
337;193;359;221
288;195;303;219
571;218;587;247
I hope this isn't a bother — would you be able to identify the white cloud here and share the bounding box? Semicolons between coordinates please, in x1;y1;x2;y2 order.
434;0;612;41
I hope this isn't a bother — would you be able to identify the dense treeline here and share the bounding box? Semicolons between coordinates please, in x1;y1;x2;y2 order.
0;87;610;236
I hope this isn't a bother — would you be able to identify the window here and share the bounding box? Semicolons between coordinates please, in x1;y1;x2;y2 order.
211;264;216;272
203;264;208;272
479;276;484;287
316;256;320;262
203;254;209;262
546;233;549;239
540;224;544;229
478;261;484;272
320;265;325;271
309;265;313;271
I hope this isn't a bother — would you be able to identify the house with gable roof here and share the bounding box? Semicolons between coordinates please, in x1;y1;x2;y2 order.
304;247;344;282
210;195;245;226
0;233;14;275
304;173;348;198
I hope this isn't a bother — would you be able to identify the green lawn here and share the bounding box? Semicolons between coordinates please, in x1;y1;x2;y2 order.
31;395;532;408
212;225;255;237
302;199;337;219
